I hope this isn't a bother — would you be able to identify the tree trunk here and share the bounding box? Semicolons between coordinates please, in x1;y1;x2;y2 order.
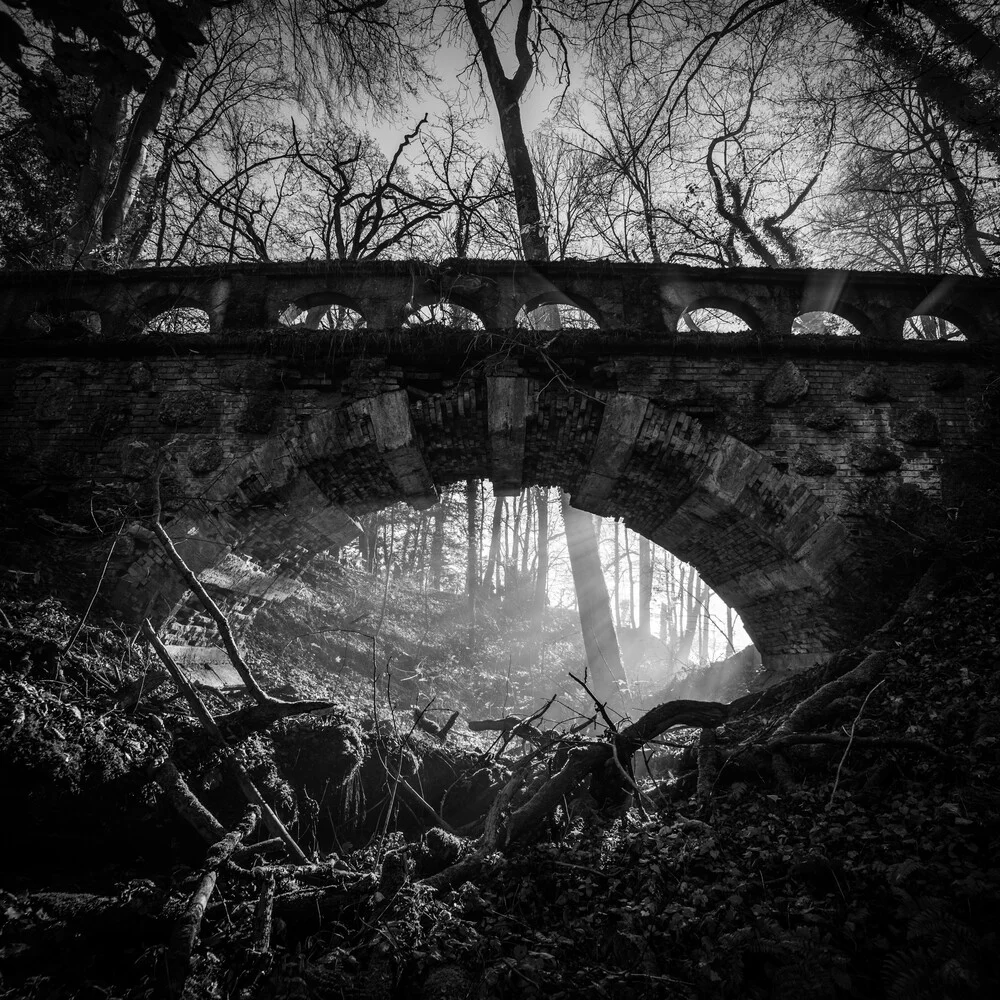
483;497;504;595
533;486;548;611
430;503;446;590
561;495;628;711
638;536;653;636
465;480;479;603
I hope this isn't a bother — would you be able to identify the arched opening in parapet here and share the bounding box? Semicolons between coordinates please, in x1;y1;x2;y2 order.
404;301;486;328
30;299;102;335
792;310;863;337
279;293;367;330
143;306;210;335
903;315;967;341
516;292;601;330
677;299;756;334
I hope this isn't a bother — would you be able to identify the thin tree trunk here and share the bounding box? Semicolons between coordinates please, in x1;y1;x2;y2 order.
465;480;479;604
561;495;628;711
613;521;621;628
639;536;653;636
483;497;503;595
430;503;446;590
533;486;548;610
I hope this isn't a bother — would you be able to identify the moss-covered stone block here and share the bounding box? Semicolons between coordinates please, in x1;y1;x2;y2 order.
187;438;225;475
235;392;279;434
723;394;770;444
762;360;809;406
159;390;210;427
804;407;846;432
792;446;835;477
892;407;940;446
849;440;902;474
844;366;891;402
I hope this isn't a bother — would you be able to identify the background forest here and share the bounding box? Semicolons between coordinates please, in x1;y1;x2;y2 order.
1;0;998;278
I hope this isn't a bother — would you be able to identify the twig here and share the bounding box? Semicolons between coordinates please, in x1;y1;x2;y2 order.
829;679;885;806
63;519;125;655
142;620;308;863
569;671;617;733
151;522;271;705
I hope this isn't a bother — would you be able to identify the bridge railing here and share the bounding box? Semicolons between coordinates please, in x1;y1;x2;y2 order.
0;259;995;342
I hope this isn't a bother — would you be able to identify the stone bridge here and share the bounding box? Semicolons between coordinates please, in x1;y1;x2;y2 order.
0;259;996;675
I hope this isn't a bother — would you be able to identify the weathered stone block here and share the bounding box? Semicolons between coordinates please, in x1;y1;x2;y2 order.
159;390;210;426
844;366;891;402
892;407;940;446
849;440;902;474
127;362;154;391
235;392;279;434
120;440;156;479
929;369;964;392
723;394;770;444
221;360;278;390
762;360;809;406
90;402;131;439
792;446;835;477
804;406;847;432
187;438;225;475
35;381;73;423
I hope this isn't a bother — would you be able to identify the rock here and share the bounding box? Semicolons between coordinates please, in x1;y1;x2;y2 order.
90;402;130;439
187;438;224;475
804;407;847;432
127;362;154;391
159;390;210;427
792;446;835;477
929;369;964;392
120;440;156;480
723;394;770;444
235;392;279;434
35;382;73;424
849;440;902;474
762;360;809;406
844;366;891;402
892;407;940;446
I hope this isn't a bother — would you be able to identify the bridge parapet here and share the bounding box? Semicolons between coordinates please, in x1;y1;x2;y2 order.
0;260;995;342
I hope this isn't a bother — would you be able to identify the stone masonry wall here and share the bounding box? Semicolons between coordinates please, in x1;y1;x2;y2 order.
0;322;993;671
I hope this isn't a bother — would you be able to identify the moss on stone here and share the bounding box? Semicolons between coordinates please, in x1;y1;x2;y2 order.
762;360;809;406
892;407;940;446
849;440;902;474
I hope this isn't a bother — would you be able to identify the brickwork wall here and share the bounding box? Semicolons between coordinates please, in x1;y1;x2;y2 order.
0;326;993;668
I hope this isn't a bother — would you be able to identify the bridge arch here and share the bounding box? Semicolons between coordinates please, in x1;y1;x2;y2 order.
106;382;861;674
678;296;761;333
516;290;604;328
279;290;368;329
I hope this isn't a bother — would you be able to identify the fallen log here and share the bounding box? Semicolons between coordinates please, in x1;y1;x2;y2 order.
167;805;260;997
147;757;225;845
142;620;308;864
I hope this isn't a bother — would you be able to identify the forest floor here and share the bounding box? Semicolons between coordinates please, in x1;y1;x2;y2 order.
1;556;998;999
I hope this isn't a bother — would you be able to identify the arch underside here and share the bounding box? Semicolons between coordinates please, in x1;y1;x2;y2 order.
110;382;862;672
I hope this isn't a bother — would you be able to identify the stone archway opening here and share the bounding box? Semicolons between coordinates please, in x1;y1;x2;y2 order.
677;303;753;334
143;306;211;335
28;298;103;335
279;295;367;330
903;315;966;341
792;311;862;337
404;302;486;328
515;301;600;330
107;378;862;686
